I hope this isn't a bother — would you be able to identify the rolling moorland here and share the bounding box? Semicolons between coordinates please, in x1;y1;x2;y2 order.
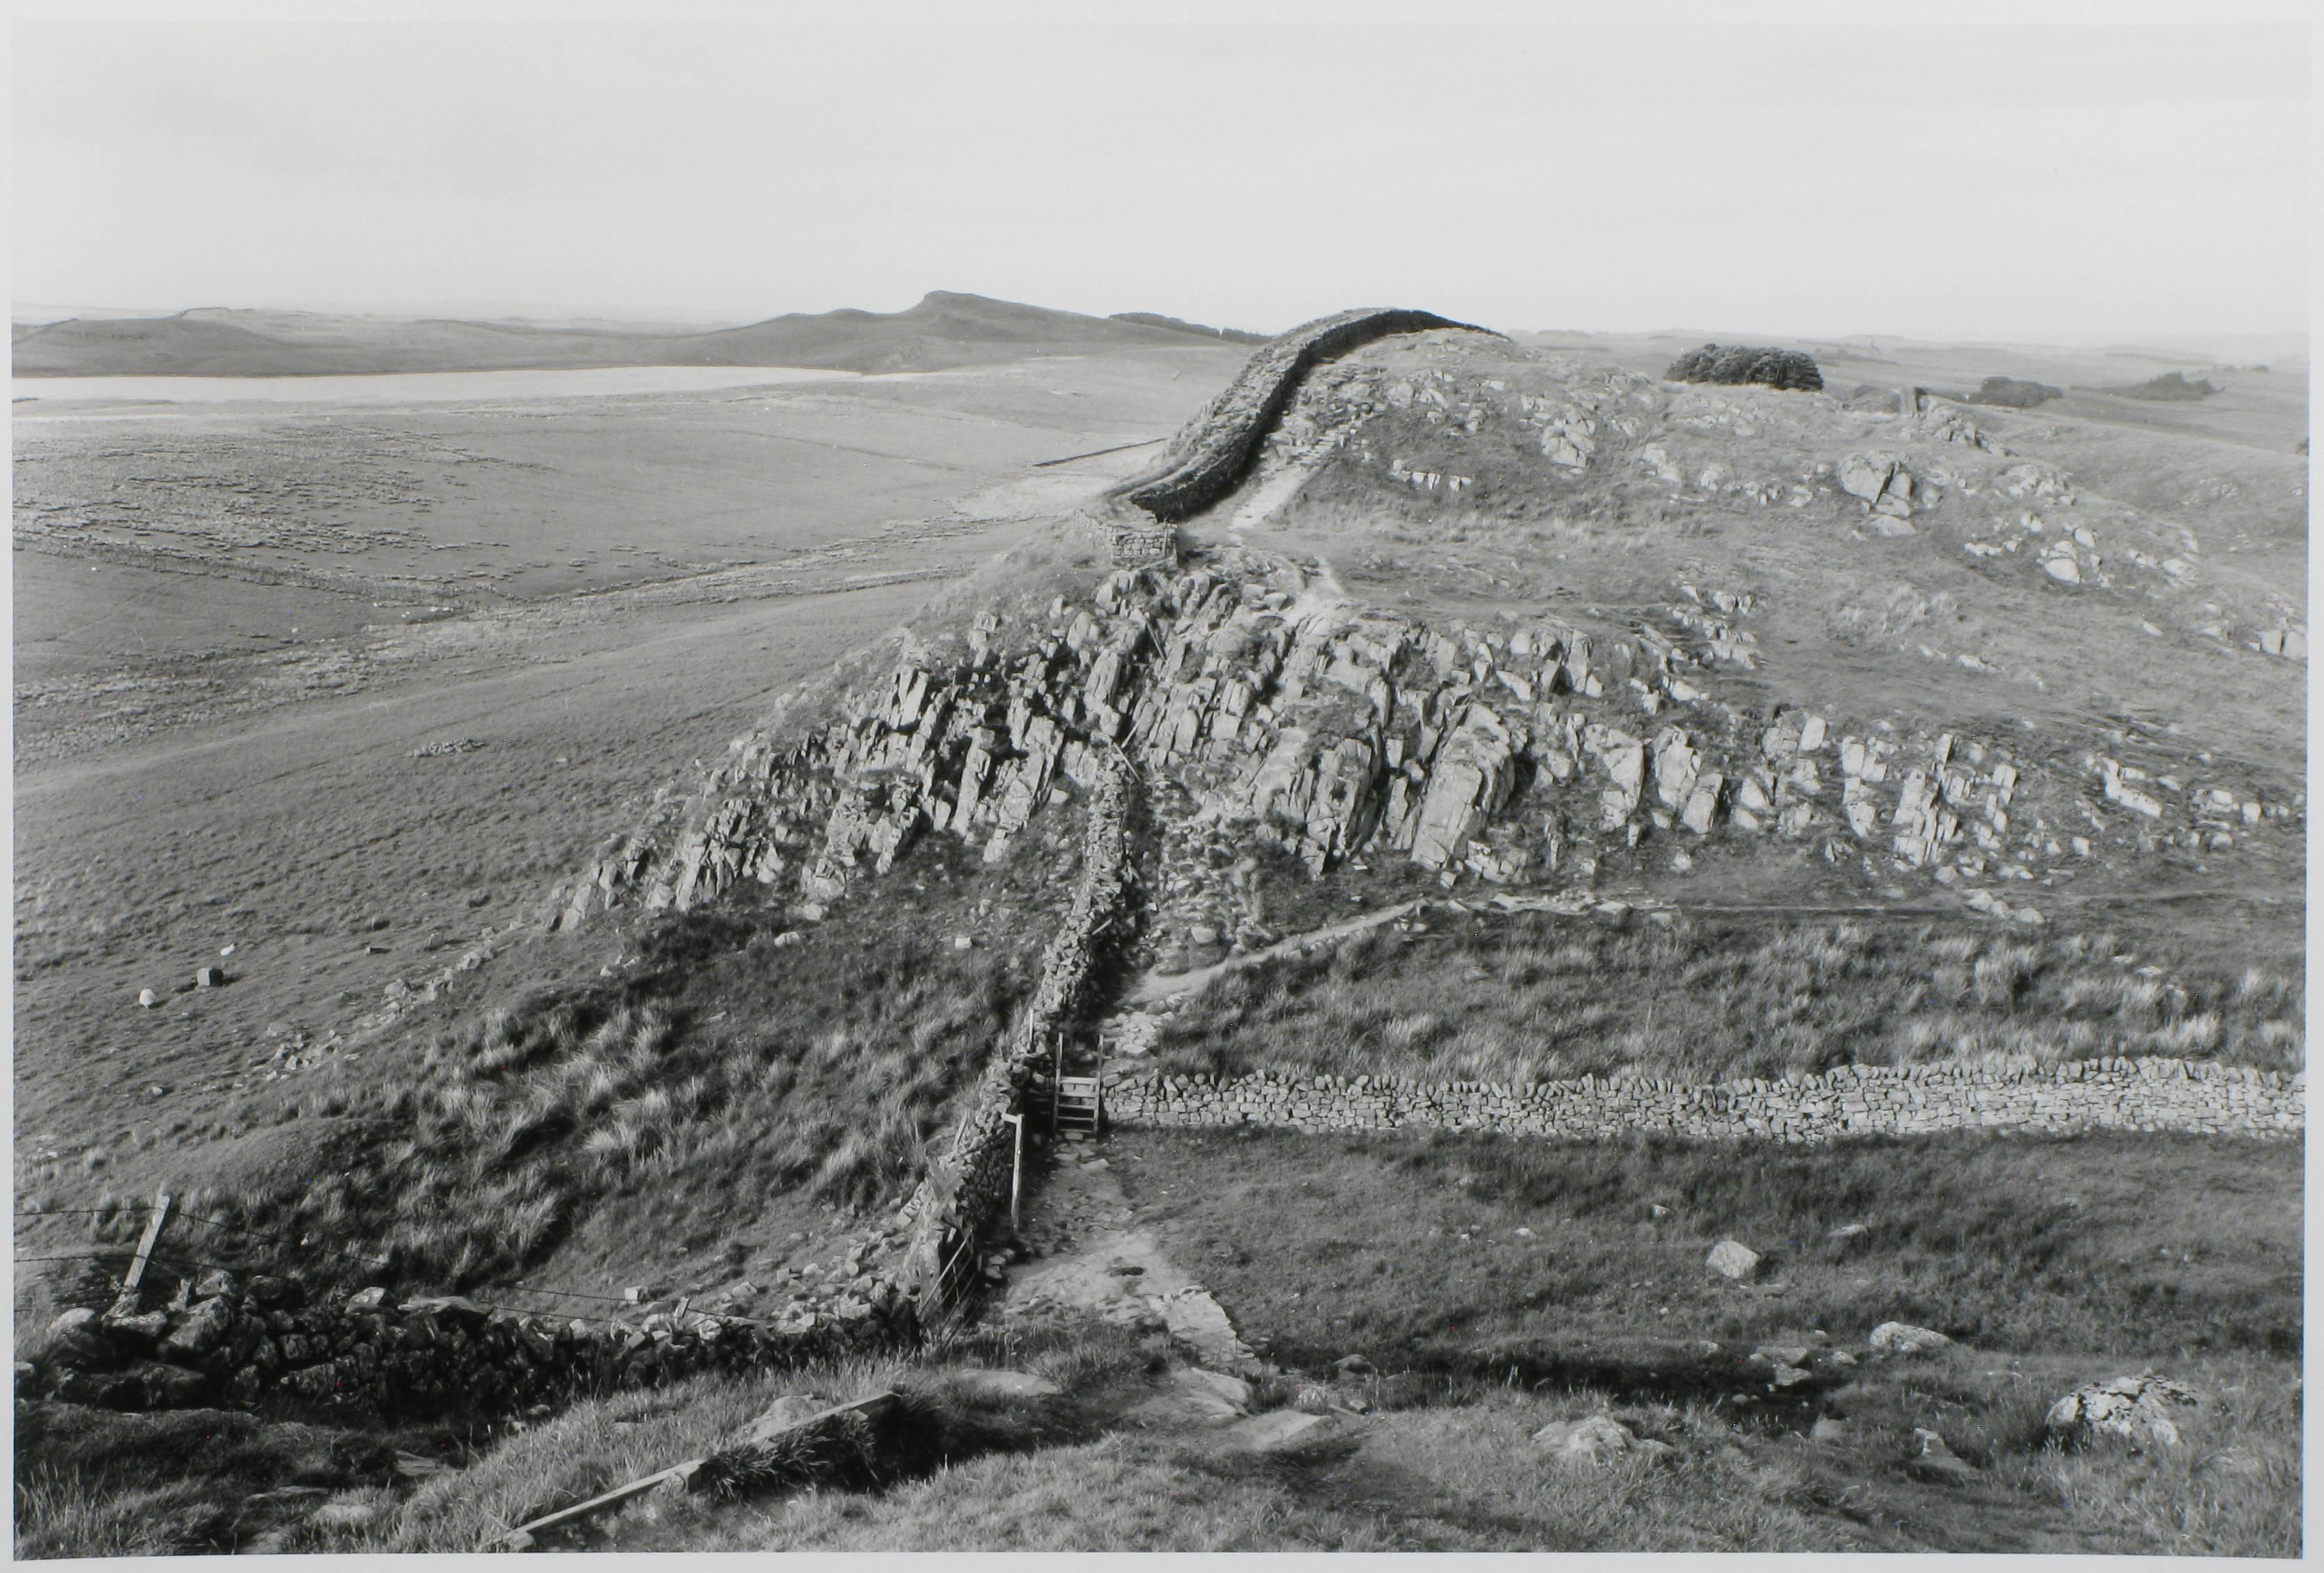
10;298;2307;1555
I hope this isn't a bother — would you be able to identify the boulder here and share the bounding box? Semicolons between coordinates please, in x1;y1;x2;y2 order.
1409;708;1520;869
1869;1322;1952;1358
1705;1240;1761;1281
1840;452;1916;518
1177;1367;1253;1413
100;1309;173;1353
43;1308;123;1371
160;1298;236;1360
2044;1372;2199;1449
1218;1408;1342;1454
1532;1413;1677;1468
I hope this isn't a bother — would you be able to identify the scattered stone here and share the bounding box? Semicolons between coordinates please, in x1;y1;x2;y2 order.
1910;1428;1982;1483
137;989;159;1009
946;1368;1064;1401
1869;1322;1952;1358
1706;1240;1761;1281
2045;1372;2200;1449
1531;1413;1678;1468
195;967;224;989
1219;1408;1341;1454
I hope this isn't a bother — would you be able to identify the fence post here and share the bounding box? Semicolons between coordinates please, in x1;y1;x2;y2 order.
1002;1111;1024;1236
120;1188;174;1304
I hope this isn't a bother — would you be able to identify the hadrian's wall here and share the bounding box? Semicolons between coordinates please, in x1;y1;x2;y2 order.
1106;306;1494;522
897;761;1135;1305
1105;1056;2302;1143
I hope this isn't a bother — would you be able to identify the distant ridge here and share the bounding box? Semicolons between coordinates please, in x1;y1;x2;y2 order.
1108;312;1267;344
9;292;1231;378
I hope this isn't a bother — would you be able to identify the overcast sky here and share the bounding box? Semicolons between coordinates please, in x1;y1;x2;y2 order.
10;2;2312;343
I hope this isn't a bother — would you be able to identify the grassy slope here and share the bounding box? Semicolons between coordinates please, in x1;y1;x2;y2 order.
1111;1127;2300;1367
1149;905;2303;1086
57;811;1090;1298
1103;1125;2300;1556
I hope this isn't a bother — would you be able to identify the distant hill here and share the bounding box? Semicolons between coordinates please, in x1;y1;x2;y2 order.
9;292;1220;377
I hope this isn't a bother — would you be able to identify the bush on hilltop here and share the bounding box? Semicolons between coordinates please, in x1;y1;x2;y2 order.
1665;342;1824;392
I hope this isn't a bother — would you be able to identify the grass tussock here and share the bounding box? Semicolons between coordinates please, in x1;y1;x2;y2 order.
13;1404;408;1558
1152;910;2304;1086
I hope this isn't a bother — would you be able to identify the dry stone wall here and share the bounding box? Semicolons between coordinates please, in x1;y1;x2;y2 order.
28;1269;912;1422
1106;307;1493;522
1105;1056;2302;1143
896;761;1135;1305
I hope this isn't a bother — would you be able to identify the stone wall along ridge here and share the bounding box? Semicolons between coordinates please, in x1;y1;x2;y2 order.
1105;1056;2302;1143
1106;307;1498;524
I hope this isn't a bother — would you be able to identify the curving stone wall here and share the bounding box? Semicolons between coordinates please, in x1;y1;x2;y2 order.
1104;1056;2302;1143
1106;306;1497;522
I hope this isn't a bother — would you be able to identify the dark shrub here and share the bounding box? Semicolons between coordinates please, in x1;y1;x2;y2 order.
2104;371;2217;402
1665;342;1823;392
1968;376;2062;409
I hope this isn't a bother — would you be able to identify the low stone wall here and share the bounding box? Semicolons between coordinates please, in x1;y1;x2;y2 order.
29;1272;910;1422
1108;306;1493;522
898;761;1136;1302
1105;1056;2302;1143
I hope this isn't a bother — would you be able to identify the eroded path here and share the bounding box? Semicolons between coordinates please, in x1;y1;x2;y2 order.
997;1143;1260;1375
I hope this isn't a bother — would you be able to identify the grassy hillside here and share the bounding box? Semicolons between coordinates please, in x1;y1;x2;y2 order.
1146;906;2304;1086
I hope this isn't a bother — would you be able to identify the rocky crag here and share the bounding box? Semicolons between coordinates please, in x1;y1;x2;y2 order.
551;541;2291;964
